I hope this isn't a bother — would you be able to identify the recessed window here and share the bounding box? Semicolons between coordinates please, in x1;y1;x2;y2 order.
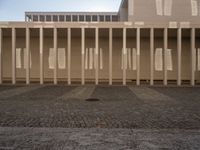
112;15;118;22
58;48;66;69
121;48;137;70
16;48;22;69
92;15;98;22
197;48;200;71
46;15;51;22
191;0;199;16
99;16;104;22
105;16;111;22
79;15;85;21
72;15;78;22
155;48;163;71
166;49;173;71
49;48;55;69
53;15;58;22
86;15;91;22
59;15;65;22
66;15;71;22
39;15;45;22
155;0;172;16
23;48;32;69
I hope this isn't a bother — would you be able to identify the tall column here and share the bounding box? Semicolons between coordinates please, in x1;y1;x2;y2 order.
150;28;154;85
39;27;43;84
123;28;126;85
191;28;195;86
67;28;71;85
26;28;30;84
0;28;2;84
53;28;58;84
109;28;113;85
44;15;47;22
81;28;85;85
164;28;168;85
12;28;16;84
177;28;182;86
136;28;140;85
95;28;99;85
84;15;86;22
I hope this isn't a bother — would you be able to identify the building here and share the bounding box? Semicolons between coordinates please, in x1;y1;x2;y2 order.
0;0;200;86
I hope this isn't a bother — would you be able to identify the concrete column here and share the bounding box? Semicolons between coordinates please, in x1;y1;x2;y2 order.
177;28;182;86
64;15;66;22
31;15;33;21
67;28;71;85
123;28;126;85
53;28;58;84
81;28;85;85
0;28;2;84
109;28;113;85
84;15;86;22
39;28;44;84
191;28;195;86
26;28;30;84
95;28;99;85
78;15;80;22
51;16;53;22
150;28;154;85
70;15;72;22
44;15;47;22
136;28;140;85
12;28;16;84
164;28;168;85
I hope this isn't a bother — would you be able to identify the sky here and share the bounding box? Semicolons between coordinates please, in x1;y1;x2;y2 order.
0;0;122;21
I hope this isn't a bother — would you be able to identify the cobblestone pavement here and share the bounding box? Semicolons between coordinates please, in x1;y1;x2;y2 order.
0;85;200;149
0;127;200;150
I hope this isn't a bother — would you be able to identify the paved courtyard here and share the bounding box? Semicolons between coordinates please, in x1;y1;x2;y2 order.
0;85;200;149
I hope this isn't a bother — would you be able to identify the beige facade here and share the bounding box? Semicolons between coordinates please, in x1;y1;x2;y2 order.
0;0;200;85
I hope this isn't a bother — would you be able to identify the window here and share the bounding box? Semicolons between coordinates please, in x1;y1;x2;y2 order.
121;48;137;70
155;48;163;71
198;48;200;71
49;48;55;69
89;48;94;69
58;48;66;69
99;48;103;70
84;48;103;70
23;48;32;69
155;0;172;16
155;48;173;71
16;48;22;69
166;49;173;71
191;0;199;16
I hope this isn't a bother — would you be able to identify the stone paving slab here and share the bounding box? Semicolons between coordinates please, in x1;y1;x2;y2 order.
128;86;174;101
0;85;44;99
58;86;95;100
0;127;200;150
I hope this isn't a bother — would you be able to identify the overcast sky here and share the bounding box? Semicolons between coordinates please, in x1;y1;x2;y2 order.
0;0;121;21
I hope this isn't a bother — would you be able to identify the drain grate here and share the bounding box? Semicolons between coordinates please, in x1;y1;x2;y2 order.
85;98;100;102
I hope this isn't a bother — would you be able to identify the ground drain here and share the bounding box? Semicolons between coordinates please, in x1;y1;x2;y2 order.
85;98;100;102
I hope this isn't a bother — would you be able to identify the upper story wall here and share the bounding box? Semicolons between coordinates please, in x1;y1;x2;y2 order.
125;0;200;23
